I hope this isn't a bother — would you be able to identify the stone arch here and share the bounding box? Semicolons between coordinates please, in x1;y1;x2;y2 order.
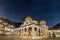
28;27;32;36
39;29;40;36
19;29;21;36
25;28;27;32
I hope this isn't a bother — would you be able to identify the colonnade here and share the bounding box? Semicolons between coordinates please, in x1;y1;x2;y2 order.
17;27;45;38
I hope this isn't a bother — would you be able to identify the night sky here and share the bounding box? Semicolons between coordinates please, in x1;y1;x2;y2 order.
0;0;60;28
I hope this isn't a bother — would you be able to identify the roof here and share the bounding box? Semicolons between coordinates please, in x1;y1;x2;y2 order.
50;23;60;30
16;24;44;30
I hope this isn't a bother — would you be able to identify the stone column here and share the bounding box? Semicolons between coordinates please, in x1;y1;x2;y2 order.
42;28;44;36
40;28;42;36
41;28;44;37
27;28;28;36
32;27;35;38
37;28;39;36
21;28;22;36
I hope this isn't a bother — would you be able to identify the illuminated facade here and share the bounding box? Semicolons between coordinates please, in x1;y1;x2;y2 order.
16;16;49;38
49;30;60;37
0;17;14;35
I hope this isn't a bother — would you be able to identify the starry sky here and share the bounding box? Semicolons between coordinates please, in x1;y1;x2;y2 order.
0;0;60;28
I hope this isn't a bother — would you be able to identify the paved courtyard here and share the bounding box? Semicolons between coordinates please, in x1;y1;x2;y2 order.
0;35;60;40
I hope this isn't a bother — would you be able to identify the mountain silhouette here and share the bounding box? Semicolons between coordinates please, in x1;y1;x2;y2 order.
0;17;22;28
50;23;60;30
5;19;22;28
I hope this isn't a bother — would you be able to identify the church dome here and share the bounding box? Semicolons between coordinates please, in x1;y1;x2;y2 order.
39;20;46;25
25;16;33;21
39;20;48;29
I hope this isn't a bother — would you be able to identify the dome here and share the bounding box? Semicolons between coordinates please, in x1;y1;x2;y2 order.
39;20;48;29
39;20;46;25
25;16;33;21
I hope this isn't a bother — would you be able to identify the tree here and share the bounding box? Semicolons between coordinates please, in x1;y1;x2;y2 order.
52;32;56;38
